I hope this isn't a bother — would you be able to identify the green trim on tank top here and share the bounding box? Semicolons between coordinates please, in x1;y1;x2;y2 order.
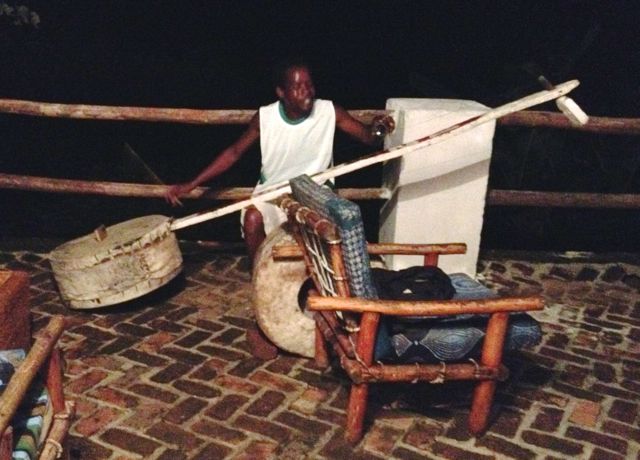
278;101;308;125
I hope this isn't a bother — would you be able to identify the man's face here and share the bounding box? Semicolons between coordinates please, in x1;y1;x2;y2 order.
277;66;316;118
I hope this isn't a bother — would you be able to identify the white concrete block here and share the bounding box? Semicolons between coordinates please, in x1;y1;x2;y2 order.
379;98;496;276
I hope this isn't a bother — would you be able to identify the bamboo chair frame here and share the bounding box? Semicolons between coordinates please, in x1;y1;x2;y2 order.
280;196;544;443
0;315;75;460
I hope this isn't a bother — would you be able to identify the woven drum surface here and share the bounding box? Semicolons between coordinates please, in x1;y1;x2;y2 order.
49;215;172;269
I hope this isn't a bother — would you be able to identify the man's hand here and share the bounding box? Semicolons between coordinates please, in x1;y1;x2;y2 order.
371;115;396;138
164;183;193;206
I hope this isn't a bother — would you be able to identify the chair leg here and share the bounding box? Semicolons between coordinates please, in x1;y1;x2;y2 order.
469;380;497;434
469;312;509;434
345;383;369;443
45;348;65;412
314;325;330;368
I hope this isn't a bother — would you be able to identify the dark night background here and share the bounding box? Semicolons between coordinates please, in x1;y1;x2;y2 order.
1;1;639;252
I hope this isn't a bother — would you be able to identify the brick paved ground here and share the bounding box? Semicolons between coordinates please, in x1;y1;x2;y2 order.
1;242;639;459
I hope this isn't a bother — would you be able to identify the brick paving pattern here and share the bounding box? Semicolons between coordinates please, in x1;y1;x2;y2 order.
1;244;639;459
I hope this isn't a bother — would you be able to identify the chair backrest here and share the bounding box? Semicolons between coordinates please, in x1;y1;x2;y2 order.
280;197;347;300
288;175;378;300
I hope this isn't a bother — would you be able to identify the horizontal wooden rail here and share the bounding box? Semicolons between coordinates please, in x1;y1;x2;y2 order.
1;98;639;134
498;111;640;135
273;242;467;259
0;98;385;125
307;295;544;316
346;361;509;384
487;190;640;209
1;174;640;209
0;173;390;200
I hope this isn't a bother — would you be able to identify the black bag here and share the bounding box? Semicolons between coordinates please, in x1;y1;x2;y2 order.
371;265;455;301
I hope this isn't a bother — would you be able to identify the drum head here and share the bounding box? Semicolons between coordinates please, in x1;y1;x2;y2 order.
50;215;172;268
49;215;182;309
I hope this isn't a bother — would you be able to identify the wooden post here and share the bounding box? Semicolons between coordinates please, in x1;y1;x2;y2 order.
424;253;439;266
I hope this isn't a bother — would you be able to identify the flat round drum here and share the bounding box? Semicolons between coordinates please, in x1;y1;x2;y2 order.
252;225;315;358
49;215;182;309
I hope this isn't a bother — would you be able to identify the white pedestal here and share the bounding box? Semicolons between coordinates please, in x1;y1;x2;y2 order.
379;98;496;276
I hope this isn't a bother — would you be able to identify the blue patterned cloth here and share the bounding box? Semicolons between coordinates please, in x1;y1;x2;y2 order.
288;175;542;363
0;349;25;389
388;273;542;363
290;175;378;300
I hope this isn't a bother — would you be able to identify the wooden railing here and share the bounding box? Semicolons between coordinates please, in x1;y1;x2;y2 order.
0;98;639;208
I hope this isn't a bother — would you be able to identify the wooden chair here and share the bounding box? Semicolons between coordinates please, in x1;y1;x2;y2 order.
279;175;544;443
0;315;75;460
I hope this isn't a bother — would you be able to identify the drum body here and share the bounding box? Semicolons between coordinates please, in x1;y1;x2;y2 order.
49;215;182;309
252;225;315;358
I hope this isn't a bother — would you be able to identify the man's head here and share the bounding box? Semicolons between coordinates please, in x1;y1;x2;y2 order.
273;58;316;120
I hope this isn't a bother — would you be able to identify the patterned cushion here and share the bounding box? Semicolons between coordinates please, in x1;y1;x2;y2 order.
386;274;542;363
12;384;52;460
451;273;497;300
290;175;378;299
288;175;542;363
0;349;25;389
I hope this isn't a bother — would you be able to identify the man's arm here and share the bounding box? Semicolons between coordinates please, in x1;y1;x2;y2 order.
334;105;395;146
165;113;260;205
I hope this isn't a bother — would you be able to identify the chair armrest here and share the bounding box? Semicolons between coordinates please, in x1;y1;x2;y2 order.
272;242;467;259
366;243;467;256
0;315;65;435
307;295;544;316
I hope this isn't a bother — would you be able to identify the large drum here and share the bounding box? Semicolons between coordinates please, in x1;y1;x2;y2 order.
252;225;315;358
49;215;182;309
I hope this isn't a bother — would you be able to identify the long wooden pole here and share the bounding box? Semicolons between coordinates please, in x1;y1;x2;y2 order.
169;80;580;231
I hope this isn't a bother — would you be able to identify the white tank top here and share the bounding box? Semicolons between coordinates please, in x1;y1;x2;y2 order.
257;99;335;191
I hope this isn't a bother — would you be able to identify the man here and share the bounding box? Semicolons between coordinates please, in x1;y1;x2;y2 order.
165;59;394;261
